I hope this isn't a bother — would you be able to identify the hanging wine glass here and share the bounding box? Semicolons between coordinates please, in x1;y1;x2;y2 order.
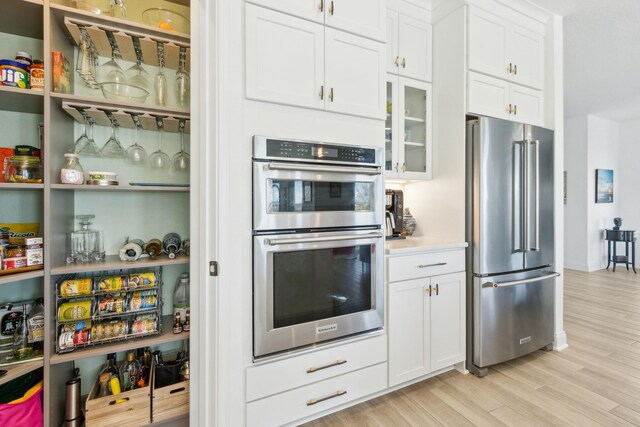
148;118;171;169
126;115;147;165
172;119;190;172
175;47;190;108
127;59;151;92
97;35;126;84
77;117;100;156
100;115;126;158
154;42;167;106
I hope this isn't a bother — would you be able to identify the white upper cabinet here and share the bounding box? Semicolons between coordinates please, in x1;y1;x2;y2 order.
246;5;325;110
467;6;544;90
467;71;543;126
247;0;385;41
387;10;432;82
325;0;386;41
246;4;384;119
246;0;324;23
325;28;385;119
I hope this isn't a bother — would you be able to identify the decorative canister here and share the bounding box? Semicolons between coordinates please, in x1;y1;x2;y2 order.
162;232;182;259
402;208;417;236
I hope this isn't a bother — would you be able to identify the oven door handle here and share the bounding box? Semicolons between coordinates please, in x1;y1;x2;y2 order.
264;162;382;176
265;232;383;246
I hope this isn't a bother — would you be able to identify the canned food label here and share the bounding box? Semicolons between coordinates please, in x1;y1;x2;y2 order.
60;278;93;297
58;300;92;321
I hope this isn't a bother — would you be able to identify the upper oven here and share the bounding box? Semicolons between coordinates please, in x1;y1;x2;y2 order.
253;136;383;232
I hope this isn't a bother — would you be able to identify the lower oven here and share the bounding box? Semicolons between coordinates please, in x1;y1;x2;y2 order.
253;229;384;358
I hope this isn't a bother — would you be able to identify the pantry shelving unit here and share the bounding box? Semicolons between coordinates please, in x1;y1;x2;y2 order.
0;1;193;425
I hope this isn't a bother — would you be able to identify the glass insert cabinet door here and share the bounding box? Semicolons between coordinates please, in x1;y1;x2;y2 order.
385;76;432;180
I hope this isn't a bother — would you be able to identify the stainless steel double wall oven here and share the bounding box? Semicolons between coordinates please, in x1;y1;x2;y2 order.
253;136;384;358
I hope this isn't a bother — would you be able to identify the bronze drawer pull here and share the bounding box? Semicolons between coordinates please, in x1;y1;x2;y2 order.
306;359;347;373
307;389;347;406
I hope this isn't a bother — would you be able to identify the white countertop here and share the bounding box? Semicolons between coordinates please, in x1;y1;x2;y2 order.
385;236;468;255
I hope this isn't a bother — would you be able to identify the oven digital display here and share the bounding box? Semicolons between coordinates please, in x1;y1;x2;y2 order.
312;147;338;159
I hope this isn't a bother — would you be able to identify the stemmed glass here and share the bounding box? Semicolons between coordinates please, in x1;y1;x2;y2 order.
172;120;190;172
76;116;100;156
97;47;126;84
126;115;147;165
148;118;171;169
100;116;126;158
76;29;99;88
175;47;190;108
154;42;167;106
126;58;151;92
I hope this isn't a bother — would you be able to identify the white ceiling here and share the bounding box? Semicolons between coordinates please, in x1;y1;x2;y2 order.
523;0;640;121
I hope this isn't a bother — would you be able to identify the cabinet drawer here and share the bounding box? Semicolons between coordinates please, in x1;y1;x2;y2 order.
387;249;464;282
247;334;387;402
246;363;387;427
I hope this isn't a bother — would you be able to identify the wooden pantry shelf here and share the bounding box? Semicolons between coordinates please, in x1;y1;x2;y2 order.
0;358;44;386
0;86;44;114
50;315;189;365
51;254;189;275
0;182;45;190
0;269;44;286
57;13;190;72
51;184;190;192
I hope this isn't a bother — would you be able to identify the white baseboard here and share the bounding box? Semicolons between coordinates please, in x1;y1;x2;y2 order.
563;262;588;271
554;330;568;351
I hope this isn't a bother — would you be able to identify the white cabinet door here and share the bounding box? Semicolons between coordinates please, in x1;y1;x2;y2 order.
325;0;386;42
388;278;430;386
246;0;324;23
325;28;385;119
467;72;510;120
430;272;465;371
246;5;325;110
467;8;508;80
386;11;399;74
508;25;544;90
510;84;543;126
399;77;432;180
385;79;399;176
398;15;432;82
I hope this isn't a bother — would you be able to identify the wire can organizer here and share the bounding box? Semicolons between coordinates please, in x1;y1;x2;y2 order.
55;266;163;354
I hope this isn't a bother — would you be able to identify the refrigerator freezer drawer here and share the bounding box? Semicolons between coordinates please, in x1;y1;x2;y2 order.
473;271;555;368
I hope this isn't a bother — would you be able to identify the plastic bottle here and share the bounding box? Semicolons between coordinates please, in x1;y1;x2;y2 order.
173;272;190;321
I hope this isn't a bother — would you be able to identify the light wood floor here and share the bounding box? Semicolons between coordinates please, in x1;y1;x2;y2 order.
306;268;640;426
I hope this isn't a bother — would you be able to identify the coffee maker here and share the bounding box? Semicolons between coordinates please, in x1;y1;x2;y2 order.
385;189;404;239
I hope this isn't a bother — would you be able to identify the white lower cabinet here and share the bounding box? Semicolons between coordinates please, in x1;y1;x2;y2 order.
246;335;387;426
467;71;543;126
387;249;466;387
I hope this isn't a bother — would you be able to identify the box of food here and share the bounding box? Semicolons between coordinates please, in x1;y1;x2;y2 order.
26;247;43;266
25;237;43;247
3;257;27;270
51;51;70;94
0;223;40;246
0;147;14;182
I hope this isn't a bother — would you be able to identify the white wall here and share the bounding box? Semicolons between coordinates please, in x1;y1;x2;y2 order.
564;116;588;270
618;119;640;264
563;114;620;271
586;115;619;270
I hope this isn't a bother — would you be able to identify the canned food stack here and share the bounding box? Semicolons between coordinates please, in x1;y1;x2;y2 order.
55;271;162;353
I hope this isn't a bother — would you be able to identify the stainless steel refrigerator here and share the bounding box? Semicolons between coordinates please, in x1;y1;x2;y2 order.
466;116;560;377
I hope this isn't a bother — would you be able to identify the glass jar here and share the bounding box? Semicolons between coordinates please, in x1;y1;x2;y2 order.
60;153;85;185
5;156;42;183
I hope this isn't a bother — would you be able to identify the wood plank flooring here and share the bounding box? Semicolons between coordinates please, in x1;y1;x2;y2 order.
305;269;640;426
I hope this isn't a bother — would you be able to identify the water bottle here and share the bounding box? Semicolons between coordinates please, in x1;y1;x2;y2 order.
173;272;190;322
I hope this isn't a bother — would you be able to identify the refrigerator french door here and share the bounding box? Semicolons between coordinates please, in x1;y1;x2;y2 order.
466;116;559;376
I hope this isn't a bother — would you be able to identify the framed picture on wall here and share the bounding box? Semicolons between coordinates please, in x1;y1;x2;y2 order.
596;169;614;203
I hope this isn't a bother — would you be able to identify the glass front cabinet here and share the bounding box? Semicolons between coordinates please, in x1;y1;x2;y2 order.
385;76;432;180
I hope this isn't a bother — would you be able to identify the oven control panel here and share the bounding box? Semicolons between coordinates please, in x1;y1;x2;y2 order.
262;138;377;165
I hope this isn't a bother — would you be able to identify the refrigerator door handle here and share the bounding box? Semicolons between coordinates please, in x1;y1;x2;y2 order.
523;140;531;253
514;141;527;253
532;140;540;251
483;272;560;288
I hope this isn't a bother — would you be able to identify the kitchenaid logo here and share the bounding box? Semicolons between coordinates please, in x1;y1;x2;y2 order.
520;336;532;345
316;324;338;335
